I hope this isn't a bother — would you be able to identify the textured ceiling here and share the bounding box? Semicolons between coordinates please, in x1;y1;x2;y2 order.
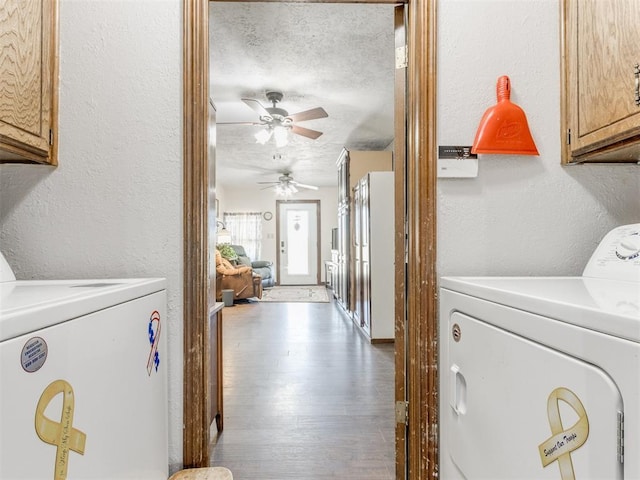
209;2;395;189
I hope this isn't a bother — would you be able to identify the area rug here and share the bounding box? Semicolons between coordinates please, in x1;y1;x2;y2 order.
259;286;330;303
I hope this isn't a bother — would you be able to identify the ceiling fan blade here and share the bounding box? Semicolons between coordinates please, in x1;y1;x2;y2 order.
291;125;323;140
242;98;272;121
234;163;286;174
287;107;328;123
291;181;319;190
257;181;280;184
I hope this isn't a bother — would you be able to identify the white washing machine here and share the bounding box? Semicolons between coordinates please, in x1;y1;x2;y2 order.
0;253;168;479
439;224;640;479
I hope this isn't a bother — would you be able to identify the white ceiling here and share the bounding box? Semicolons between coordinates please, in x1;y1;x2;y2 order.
209;2;396;189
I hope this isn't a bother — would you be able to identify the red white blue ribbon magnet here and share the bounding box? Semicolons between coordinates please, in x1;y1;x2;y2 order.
147;311;161;375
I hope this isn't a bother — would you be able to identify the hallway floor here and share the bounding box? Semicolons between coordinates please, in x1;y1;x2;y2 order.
210;296;395;479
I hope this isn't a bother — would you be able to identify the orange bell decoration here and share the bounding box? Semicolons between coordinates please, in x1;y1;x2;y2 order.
471;75;539;155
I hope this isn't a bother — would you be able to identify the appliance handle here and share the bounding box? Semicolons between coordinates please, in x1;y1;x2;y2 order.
450;364;467;415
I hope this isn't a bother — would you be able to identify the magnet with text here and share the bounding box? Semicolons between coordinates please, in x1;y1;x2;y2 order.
538;387;589;480
34;379;87;480
21;336;48;373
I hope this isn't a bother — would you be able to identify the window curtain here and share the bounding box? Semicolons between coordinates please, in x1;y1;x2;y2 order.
223;212;263;260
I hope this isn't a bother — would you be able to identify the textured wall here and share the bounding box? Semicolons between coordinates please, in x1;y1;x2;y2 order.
437;0;640;277
0;0;184;469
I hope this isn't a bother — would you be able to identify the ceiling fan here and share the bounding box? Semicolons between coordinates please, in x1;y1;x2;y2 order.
220;91;328;146
258;173;319;196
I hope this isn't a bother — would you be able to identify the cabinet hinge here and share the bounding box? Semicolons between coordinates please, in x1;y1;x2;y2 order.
49;129;53;146
618;411;624;464
395;400;409;425
395;45;408;69
566;128;571;145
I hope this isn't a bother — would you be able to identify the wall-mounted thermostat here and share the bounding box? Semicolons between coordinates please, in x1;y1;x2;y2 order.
438;146;478;178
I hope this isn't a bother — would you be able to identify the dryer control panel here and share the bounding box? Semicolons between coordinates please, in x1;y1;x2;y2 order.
583;223;640;282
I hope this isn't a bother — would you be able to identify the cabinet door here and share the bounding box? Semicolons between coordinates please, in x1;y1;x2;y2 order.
563;0;640;163
353;178;372;334
336;148;349;206
353;182;363;328
0;0;58;165
336;206;349;308
360;177;371;334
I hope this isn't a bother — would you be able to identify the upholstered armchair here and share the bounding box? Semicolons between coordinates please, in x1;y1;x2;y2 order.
230;245;275;288
215;250;262;301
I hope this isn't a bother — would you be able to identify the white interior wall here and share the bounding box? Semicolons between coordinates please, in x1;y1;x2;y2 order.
437;0;640;278
0;0;184;471
217;186;338;282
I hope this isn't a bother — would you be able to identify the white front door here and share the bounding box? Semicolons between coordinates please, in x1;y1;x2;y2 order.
277;201;320;285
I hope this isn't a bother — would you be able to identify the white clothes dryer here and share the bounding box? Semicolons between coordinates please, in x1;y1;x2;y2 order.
439;224;640;480
0;253;168;479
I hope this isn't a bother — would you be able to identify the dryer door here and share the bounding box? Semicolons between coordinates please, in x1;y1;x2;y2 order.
446;312;623;480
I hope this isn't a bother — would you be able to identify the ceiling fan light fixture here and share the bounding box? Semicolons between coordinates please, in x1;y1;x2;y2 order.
275;184;287;196
221;92;327;144
257;173;319;195
254;128;272;145
275;182;296;197
273;126;289;148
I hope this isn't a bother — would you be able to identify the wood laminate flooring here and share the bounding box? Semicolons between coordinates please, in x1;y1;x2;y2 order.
210;295;395;479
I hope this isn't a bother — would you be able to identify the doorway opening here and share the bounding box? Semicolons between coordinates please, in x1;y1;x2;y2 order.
182;1;438;478
210;1;401;474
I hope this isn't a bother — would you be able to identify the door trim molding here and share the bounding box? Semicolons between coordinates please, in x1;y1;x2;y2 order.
183;1;438;477
393;5;408;478
183;0;211;468
405;2;438;477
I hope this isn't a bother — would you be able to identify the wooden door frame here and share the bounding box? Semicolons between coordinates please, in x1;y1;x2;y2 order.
182;0;438;478
393;5;408;477
275;199;322;286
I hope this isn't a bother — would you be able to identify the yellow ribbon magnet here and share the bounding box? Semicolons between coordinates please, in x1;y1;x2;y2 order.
538;387;589;480
35;380;86;480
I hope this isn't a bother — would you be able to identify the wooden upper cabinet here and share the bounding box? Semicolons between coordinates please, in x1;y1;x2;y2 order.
562;0;640;164
0;0;58;165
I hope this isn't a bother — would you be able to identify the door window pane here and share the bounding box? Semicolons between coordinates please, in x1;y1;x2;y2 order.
287;210;309;275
